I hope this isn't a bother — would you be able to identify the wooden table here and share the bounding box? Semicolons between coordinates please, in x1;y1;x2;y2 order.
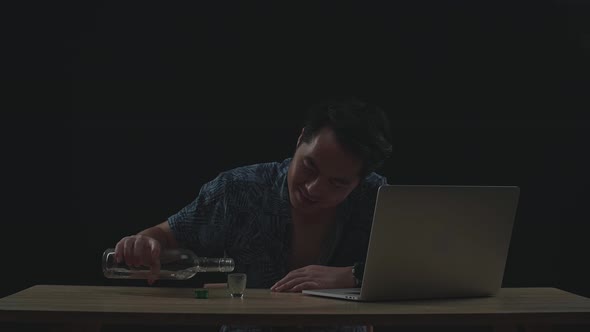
0;285;589;332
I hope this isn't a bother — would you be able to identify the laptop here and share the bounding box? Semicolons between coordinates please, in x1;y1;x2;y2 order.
303;185;520;301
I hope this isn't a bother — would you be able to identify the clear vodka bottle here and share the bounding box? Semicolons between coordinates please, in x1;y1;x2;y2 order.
102;248;234;280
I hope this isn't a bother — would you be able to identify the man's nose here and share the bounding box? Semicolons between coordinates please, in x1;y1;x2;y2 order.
305;177;326;197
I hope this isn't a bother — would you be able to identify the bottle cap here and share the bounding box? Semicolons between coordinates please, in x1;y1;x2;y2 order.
194;288;209;299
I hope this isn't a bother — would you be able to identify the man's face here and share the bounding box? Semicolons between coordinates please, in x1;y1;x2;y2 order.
287;127;362;214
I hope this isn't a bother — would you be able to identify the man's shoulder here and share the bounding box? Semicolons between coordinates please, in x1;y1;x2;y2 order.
206;160;289;208
361;172;387;189
217;159;290;187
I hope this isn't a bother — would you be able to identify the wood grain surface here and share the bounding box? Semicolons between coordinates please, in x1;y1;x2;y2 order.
0;285;589;327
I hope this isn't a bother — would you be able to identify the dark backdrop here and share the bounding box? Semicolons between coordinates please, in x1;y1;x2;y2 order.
3;1;590;330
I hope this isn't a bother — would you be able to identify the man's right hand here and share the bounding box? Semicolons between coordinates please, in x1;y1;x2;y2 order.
114;234;161;285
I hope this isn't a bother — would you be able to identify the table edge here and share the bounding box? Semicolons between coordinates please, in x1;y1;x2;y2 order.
1;310;590;326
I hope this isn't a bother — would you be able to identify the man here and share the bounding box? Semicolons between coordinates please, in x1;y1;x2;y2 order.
114;97;392;331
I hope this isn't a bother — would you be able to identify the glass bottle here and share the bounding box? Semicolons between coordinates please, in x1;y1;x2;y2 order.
102;248;234;280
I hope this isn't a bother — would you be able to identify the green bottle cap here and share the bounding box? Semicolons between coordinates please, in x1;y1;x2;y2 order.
194;289;209;299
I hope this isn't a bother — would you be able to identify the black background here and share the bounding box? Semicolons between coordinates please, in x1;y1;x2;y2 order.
3;1;590;331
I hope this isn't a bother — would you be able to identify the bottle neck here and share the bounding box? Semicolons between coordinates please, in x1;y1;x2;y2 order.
193;256;235;273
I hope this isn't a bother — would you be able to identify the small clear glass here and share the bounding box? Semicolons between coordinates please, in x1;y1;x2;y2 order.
227;273;247;298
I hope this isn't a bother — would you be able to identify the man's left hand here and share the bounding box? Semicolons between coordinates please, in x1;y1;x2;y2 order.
270;265;355;292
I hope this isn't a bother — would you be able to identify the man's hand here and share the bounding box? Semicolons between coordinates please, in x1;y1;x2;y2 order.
114;234;161;285
270;265;355;292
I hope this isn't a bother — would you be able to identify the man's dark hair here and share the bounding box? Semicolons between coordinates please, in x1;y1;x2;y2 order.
301;97;392;177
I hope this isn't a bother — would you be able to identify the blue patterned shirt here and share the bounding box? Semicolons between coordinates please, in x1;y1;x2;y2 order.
169;158;387;288
168;158;387;332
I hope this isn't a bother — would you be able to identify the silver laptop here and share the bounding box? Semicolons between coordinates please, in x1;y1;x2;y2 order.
303;185;520;301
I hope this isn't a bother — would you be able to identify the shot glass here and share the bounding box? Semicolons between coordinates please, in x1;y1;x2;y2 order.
227;273;247;298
